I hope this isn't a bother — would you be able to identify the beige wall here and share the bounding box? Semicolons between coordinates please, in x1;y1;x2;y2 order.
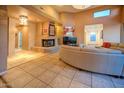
9;17;17;56
33;6;60;22
60;13;75;27
0;7;8;75
21;26;29;50
35;22;63;46
73;6;121;44
35;22;42;47
28;22;36;49
59;13;75;44
122;6;124;23
9;17;36;56
56;24;63;45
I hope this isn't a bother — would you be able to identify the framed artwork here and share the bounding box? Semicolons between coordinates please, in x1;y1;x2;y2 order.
49;24;55;36
64;26;74;36
42;28;48;35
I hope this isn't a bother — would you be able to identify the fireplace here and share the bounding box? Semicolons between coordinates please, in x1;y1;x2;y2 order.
42;39;55;47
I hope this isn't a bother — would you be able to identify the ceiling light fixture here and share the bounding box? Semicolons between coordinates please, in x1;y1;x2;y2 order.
19;15;28;25
72;5;91;9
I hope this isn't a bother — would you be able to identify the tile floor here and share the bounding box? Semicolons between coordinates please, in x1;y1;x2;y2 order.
0;51;124;88
7;50;48;69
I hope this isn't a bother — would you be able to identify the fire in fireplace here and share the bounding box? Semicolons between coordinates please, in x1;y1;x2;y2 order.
42;39;55;47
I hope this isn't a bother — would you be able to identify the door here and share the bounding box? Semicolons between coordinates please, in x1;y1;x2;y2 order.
18;32;22;49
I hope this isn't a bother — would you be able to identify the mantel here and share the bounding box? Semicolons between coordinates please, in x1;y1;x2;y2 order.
41;36;57;39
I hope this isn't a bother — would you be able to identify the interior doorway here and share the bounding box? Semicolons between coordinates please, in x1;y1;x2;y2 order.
15;32;22;49
18;32;22;49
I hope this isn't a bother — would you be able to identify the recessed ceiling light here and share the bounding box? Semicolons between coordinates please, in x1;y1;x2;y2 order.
72;5;91;9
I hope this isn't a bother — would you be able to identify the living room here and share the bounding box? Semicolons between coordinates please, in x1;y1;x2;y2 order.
0;5;124;88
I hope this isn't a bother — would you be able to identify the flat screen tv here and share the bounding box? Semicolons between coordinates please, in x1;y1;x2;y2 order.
63;37;77;45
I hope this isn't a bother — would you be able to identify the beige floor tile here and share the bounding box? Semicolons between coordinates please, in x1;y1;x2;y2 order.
73;70;92;86
60;65;77;79
49;65;64;74
49;75;71;88
18;62;35;69
38;70;57;84
40;57;51;62
2;67;26;82
7;73;34;88
92;73;114;88
24;79;47;88
111;77;124;88
34;60;47;66
6;51;124;88
7;59;27;69
8;50;46;69
46;85;53;88
40;63;55;69
27;67;47;77
18;62;40;72
56;61;67;67
47;56;59;61
69;80;90;88
48;53;59;58
48;59;59;65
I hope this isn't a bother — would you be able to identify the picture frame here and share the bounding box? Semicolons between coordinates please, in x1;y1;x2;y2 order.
42;28;48;35
49;24;55;36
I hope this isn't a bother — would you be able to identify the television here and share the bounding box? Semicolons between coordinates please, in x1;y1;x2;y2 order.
63;37;77;45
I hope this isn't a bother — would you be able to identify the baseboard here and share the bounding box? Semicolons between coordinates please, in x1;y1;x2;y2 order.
0;71;7;76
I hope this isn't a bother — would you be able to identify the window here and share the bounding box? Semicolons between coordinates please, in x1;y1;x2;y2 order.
93;9;111;18
85;24;103;45
90;32;96;42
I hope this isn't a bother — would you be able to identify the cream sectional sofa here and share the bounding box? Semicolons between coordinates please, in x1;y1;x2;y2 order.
59;45;124;76
110;43;124;53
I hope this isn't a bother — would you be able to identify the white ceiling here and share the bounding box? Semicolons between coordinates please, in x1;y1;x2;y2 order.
51;5;102;13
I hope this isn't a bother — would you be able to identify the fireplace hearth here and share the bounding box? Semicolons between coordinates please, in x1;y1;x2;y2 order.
42;39;55;47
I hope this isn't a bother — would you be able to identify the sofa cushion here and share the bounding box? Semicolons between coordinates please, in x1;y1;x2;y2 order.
110;42;119;49
117;48;124;54
118;43;124;48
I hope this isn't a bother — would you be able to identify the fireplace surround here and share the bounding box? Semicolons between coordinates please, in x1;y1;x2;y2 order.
42;39;55;47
